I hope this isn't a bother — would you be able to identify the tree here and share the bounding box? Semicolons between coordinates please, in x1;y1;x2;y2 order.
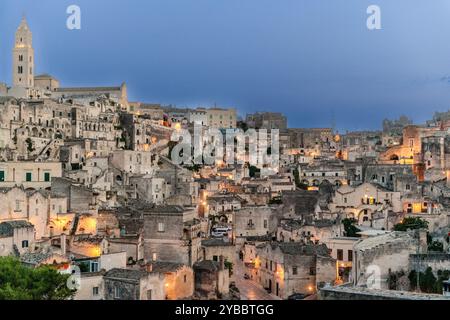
25;138;35;153
249;165;260;178
428;240;444;252
224;260;233;277
408;267;446;294
393;217;428;232
342;218;361;238
0;257;76;300
293;168;308;190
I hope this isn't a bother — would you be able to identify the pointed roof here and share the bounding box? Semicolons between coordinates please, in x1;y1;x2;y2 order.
17;15;30;31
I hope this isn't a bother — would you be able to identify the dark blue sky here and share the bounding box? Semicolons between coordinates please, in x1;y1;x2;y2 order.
2;0;450;131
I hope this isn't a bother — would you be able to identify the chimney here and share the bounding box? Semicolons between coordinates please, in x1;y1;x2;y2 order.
219;255;225;271
61;233;67;256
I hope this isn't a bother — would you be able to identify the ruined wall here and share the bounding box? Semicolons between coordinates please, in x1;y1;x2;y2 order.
409;254;450;274
104;279;139;300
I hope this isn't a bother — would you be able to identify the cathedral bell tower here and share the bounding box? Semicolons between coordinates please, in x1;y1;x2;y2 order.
12;16;34;88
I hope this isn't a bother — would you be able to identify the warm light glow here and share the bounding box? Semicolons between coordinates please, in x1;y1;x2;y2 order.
89;246;101;257
174;123;181;130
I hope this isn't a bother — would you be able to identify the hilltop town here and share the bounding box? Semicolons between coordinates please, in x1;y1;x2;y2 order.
0;17;450;300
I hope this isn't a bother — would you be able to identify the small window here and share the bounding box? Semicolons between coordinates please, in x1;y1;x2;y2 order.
348;250;353;262
22;240;29;248
44;172;51;182
157;223;165;233
0;170;5;182
90;261;99;272
184;275;187;283
25;172;32;182
114;286;120;299
292;267;298;275
337;249;344;261
93;287;99;296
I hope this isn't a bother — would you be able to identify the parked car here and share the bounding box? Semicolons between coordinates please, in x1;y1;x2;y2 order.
288;293;307;300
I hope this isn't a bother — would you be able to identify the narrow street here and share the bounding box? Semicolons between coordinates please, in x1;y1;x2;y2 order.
234;255;281;300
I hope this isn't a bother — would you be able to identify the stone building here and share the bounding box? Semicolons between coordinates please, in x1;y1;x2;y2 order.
330;182;402;226
254;242;335;299
0;220;35;256
199;107;237;129
288;128;334;149
146;262;194;300
201;238;236;268
352;231;425;289
245;112;287;130
193;258;230;299
143;205;202;266
0;161;62;189
364;164;415;191
103;268;165;300
234;205;278;238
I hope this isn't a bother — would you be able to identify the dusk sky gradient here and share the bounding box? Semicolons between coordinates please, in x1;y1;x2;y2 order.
2;0;450;131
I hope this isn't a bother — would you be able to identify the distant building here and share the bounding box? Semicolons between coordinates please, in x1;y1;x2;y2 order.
246;112;287;130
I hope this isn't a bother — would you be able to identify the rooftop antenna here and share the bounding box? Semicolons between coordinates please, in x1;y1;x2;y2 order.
331;108;336;134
